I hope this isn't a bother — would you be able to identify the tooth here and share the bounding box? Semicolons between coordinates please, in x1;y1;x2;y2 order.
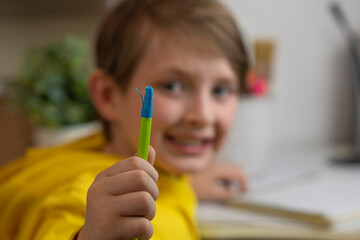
175;138;202;145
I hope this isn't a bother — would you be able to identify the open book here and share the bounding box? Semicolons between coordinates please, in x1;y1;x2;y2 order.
197;151;360;239
226;154;360;229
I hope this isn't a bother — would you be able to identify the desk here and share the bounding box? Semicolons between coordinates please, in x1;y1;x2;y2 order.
197;149;360;240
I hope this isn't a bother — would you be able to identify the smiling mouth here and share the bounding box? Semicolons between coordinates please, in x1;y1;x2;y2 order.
165;135;214;155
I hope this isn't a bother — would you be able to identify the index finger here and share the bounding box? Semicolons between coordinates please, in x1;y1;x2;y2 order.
102;156;158;183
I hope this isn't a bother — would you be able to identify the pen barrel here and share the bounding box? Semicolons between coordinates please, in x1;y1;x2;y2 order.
137;117;152;161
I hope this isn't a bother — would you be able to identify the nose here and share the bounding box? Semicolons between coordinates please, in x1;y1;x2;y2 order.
183;91;215;128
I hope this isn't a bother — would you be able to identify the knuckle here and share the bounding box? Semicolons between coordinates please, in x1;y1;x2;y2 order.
154;185;160;200
139;191;154;208
134;170;150;189
153;169;159;183
129;157;144;170
137;218;153;240
137;191;156;220
146;199;156;221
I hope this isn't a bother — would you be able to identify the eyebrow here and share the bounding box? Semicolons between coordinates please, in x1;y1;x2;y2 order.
163;67;237;84
163;67;195;80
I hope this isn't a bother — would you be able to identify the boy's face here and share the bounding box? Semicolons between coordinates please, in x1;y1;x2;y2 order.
111;35;239;174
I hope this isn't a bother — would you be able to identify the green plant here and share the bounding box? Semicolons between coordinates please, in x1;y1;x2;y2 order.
8;36;97;128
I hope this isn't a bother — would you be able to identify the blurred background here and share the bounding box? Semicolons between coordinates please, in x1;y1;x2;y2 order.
0;0;360;166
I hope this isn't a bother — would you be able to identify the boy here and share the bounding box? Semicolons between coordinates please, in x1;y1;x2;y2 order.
0;0;248;239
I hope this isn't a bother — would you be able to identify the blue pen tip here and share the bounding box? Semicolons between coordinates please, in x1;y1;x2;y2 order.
142;86;153;118
145;86;153;100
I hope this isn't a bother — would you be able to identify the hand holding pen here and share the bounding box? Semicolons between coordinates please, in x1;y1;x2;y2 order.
77;87;157;240
191;162;248;201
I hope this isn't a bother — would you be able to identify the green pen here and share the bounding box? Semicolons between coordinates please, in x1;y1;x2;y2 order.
131;87;152;240
136;86;153;161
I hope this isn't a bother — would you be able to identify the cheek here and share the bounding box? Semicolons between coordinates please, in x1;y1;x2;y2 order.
151;96;183;138
223;105;237;129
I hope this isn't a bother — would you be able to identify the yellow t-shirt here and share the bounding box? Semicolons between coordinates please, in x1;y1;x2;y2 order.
0;132;199;240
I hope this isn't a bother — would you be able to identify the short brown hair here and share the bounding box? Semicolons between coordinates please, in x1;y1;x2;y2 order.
95;0;248;91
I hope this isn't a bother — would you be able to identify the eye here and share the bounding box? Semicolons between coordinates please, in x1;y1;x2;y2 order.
162;81;183;93
213;85;232;98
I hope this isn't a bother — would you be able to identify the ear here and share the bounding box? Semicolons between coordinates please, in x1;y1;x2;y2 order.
88;69;122;122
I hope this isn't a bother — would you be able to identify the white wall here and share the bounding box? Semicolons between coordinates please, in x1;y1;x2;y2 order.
222;0;360;149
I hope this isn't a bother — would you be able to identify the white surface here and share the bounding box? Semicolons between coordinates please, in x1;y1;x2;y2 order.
221;0;360;148
238;151;360;221
216;98;274;174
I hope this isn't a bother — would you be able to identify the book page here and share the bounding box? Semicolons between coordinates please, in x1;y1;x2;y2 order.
232;155;360;222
